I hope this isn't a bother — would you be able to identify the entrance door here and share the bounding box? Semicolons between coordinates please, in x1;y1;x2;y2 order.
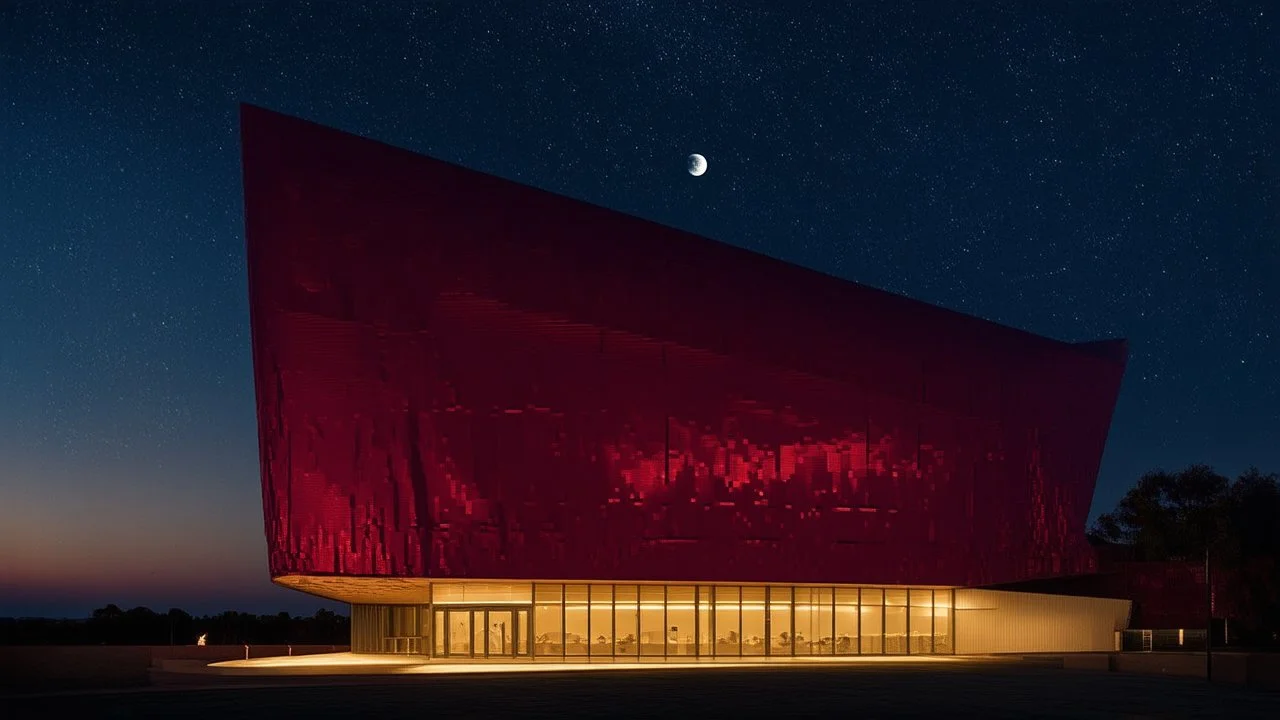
488;609;513;656
434;607;531;658
448;609;471;656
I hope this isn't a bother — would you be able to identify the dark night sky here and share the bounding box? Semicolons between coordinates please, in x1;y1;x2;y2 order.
1;2;1276;618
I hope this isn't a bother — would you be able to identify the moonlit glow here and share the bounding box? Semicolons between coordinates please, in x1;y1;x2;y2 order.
687;153;707;176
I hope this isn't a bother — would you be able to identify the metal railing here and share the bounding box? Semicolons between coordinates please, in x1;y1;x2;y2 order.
381;636;423;654
1120;628;1208;652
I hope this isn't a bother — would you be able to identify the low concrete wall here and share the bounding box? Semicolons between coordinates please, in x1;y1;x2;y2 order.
1048;651;1279;691
0;645;349;693
1112;652;1206;678
1111;652;1252;684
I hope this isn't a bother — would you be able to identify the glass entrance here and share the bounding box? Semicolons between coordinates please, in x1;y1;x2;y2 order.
434;607;531;658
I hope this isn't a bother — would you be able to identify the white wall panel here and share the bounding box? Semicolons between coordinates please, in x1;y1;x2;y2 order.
954;590;1130;654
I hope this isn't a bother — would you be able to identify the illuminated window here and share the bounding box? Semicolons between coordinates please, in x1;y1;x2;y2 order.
909;589;934;654
564;584;589;656
409;581;957;661
667;586;697;656
590;585;614;656
741;586;766;656
639;585;665;656
433;608;446;656
533;583;563;657
768;586;792;656
715;586;741;656
933;589;953;654
614;585;639;657
861;589;884;654
697;586;714;656
431;582;533;605
884;589;908;654
795;587;833;656
834;588;859;654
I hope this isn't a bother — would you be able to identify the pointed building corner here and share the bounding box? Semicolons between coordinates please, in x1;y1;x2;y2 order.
1074;338;1129;367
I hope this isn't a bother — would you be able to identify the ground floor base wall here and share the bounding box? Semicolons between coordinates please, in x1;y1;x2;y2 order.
340;580;1133;658
954;589;1131;654
349;581;956;658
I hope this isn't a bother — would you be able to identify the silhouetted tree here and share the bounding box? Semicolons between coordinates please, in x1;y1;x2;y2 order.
1090;464;1280;641
2;607;349;646
1219;468;1280;637
1088;464;1230;559
167;608;192;645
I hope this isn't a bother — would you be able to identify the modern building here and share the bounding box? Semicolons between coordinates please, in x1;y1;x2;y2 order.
239;104;1132;661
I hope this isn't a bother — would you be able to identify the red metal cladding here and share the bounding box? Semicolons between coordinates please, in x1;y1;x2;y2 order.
240;104;1127;587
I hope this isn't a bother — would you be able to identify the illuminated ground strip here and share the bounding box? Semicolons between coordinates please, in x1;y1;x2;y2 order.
212;652;965;676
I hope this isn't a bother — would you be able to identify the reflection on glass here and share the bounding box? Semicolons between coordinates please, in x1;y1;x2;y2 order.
488;609;514;656
565;584;589;656
884;589;908;655
698;586;713;656
534;584;563;657
516;609;529;656
793;588;812;656
768;586;792;656
473;610;486;656
741;586;766;656
639;585;665;656
590;585;614;656
798;587;835;656
667;586;696;656
909;589;933;654
861;589;883;654
450;609;470;655
834;588;859;654
434;610;445;655
715;586;741;656
933;589;952;654
815;588;834;655
419;607;432;654
615;585;639;657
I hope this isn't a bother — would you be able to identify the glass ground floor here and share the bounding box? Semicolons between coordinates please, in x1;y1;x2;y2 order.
351;582;955;659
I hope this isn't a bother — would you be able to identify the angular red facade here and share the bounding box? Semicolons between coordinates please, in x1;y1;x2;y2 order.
241;104;1127;591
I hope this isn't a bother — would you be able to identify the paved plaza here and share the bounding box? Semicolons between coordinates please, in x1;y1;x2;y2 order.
4;659;1276;718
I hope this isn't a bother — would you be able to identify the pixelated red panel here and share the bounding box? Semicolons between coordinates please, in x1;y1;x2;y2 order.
240;104;1127;587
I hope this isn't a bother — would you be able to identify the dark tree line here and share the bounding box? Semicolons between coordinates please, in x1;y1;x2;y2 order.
1090;464;1280;640
0;605;349;646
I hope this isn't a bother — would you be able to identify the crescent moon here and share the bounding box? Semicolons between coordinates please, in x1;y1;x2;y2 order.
687;153;707;177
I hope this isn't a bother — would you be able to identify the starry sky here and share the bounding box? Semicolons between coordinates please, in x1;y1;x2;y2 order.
1;1;1276;618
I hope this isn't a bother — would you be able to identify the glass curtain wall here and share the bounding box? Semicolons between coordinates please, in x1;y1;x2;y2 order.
861;588;884;653
420;582;955;660
884;588;908;654
668;586;697;656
